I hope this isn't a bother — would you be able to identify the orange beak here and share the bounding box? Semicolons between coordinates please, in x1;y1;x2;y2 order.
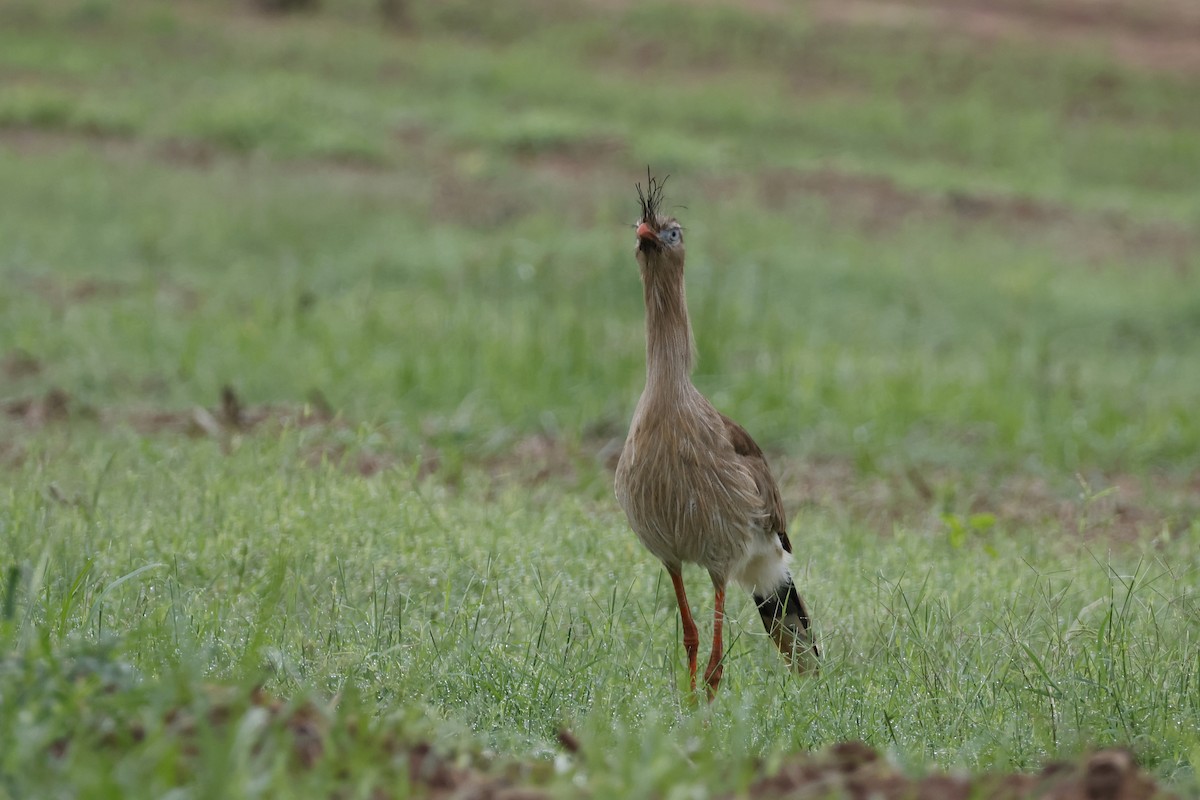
636;222;657;243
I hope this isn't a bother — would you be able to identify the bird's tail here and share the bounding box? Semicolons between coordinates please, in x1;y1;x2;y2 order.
754;577;819;672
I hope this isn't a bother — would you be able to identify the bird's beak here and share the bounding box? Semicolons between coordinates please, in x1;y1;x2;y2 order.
636;222;658;244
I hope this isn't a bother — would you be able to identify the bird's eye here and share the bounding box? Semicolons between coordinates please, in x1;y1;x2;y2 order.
662;227;682;245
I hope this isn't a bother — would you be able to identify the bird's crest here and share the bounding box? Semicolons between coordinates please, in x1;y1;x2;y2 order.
635;168;669;228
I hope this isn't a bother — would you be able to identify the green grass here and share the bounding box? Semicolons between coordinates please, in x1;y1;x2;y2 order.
2;0;1199;796
3;437;1198;796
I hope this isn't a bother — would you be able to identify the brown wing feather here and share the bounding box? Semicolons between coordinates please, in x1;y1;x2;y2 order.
719;413;792;553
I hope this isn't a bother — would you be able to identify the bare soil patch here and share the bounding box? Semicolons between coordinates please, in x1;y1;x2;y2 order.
813;0;1200;75
44;680;555;798
743;168;1198;272
37;657;1171;800
154;137;220;169
5;390;1194;542
3;387;73;427
8;119;1193;274
731;740;1173;800
1;386;395;477
434;431;1198;544
2;349;43;380
27;274;132;307
0;126;133;157
514;150;1198;271
45;671;1175;799
9;272;202;315
490;140;1200;270
776;457;1199;544
591;0;1200;74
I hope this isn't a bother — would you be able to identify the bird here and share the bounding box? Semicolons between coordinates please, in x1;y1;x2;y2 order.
614;172;818;698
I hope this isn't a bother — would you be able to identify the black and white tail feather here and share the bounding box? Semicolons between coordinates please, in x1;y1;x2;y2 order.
755;577;819;670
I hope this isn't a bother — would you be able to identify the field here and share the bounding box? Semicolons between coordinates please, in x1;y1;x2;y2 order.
2;0;1200;796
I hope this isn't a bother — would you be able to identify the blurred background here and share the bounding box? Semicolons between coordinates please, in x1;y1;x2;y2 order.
3;3;1200;792
3;0;1200;515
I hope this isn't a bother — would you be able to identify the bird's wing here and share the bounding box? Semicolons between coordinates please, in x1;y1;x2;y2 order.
719;413;793;553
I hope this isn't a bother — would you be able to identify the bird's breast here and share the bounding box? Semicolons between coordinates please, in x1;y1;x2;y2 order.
615;417;763;570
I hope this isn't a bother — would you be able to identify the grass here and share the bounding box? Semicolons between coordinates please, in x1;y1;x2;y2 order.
2;0;1200;796
3;437;1198;796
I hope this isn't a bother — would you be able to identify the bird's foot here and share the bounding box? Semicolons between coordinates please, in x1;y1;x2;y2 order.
703;663;723;701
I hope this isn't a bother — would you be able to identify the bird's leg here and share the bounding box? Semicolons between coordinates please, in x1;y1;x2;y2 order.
668;567;699;692
703;579;727;699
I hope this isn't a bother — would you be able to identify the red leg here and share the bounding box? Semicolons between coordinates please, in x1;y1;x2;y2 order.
703;583;726;699
668;568;699;692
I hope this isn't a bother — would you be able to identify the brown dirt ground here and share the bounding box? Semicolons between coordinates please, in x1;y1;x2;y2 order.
5;110;1197;274
729;740;1175;800
4;388;1196;543
403;124;1200;270
48;682;551;798
1;348;43;380
605;0;1200;75
0;385;395;477
774;457;1200;544
490;434;1199;544
726;169;1198;273
53;681;1180;799
812;0;1200;75
516;151;1200;273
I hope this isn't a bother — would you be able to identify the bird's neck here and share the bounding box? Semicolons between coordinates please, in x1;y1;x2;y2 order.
641;260;695;398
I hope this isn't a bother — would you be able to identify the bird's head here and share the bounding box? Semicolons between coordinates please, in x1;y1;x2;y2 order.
634;171;685;271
